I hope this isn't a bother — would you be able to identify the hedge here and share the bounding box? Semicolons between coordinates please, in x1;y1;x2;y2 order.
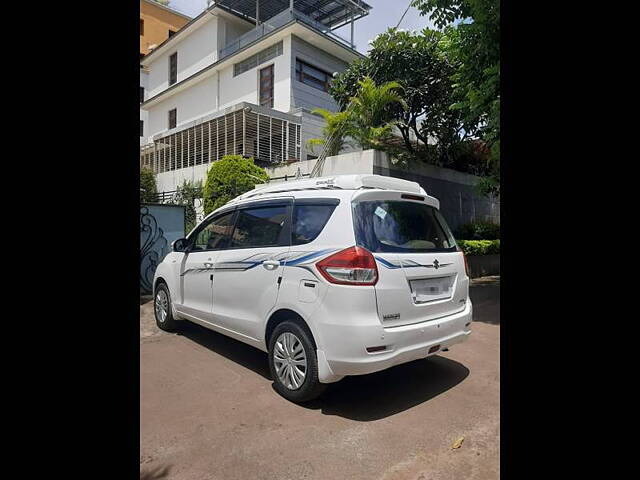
455;221;500;240
457;239;500;256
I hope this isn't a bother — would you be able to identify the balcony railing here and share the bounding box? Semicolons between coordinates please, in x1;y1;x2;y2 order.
219;8;354;60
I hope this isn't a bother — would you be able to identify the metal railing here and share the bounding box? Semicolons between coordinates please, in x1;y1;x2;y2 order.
219;8;354;60
140;107;302;174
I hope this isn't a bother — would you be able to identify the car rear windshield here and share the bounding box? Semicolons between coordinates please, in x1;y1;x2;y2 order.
352;200;457;253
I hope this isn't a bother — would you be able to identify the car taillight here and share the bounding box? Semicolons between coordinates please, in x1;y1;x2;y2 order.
457;246;470;277
316;246;378;286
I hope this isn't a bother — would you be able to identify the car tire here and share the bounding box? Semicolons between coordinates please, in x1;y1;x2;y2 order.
154;283;180;332
268;321;326;403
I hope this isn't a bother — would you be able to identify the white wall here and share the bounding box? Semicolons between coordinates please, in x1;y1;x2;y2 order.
155;150;376;193
156;162;211;193
146;35;292;140
265;149;377;182
140;69;149;145
146;74;218;139
146;15;253;98
218;36;291;112
147;17;217;97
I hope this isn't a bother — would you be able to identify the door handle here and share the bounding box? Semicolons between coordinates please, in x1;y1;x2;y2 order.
262;260;280;271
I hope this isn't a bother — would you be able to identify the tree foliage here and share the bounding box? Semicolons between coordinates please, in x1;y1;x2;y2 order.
307;109;353;157
173;179;202;234
349;77;407;149
411;0;500;195
140;167;157;203
202;155;269;214
310;77;406;155
329;29;466;163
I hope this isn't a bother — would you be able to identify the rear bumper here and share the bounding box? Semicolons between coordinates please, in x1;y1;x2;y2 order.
316;301;472;383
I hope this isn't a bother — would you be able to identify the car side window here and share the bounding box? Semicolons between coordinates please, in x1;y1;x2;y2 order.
191;211;235;251
229;205;288;249
291;203;338;245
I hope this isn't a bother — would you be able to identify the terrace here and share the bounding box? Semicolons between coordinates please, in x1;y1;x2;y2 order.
215;0;371;59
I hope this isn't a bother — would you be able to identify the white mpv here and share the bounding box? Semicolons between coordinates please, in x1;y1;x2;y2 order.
153;174;472;402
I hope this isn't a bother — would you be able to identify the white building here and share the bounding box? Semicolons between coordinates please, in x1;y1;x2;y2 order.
139;0;371;192
140;67;148;145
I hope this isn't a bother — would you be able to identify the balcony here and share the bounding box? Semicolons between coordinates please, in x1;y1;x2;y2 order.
215;0;371;60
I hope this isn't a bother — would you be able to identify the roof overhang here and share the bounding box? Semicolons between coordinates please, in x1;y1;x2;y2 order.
215;0;371;29
141;21;363;110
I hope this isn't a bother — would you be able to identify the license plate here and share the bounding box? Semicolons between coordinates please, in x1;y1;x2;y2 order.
410;276;454;304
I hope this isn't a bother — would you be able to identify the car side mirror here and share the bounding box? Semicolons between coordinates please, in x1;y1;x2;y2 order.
173;238;189;252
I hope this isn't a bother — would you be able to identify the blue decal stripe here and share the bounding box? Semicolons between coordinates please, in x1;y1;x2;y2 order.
285;248;337;266
375;256;400;269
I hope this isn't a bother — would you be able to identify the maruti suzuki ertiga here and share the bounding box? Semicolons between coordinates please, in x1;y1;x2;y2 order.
153;174;472;402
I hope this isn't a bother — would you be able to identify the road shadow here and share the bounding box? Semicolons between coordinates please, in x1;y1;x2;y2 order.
174;322;469;421
177;321;272;380
140;295;153;306
301;355;469;421
140;464;171;480
469;277;500;325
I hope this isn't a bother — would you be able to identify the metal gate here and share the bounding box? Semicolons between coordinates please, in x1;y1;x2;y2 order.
140;204;186;294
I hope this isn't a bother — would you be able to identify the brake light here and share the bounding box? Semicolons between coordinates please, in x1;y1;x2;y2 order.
316;246;378;286
457;246;470;277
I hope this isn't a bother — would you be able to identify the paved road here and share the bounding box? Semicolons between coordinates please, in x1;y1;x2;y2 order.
140;277;500;480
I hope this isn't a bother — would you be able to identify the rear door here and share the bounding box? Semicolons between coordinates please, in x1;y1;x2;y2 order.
211;198;292;339
352;191;468;328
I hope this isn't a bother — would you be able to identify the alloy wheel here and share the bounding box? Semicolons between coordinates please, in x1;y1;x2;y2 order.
155;289;168;323
273;332;307;390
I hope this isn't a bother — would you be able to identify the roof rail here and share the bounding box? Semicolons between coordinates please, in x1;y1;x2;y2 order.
228;174;425;204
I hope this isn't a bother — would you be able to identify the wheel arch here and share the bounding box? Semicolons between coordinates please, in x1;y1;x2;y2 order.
153;276;167;296
264;308;318;351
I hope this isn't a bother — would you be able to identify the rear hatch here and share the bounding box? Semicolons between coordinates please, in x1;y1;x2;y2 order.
352;191;468;328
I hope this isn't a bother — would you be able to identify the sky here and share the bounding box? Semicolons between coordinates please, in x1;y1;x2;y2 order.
165;0;435;54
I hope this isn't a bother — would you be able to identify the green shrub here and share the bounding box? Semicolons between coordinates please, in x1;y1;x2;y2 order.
455;221;500;240
173;179;202;234
140;167;157;203
457;239;500;256
202;155;269;214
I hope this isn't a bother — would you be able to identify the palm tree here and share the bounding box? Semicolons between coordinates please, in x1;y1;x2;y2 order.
310;77;407;155
307;109;353;157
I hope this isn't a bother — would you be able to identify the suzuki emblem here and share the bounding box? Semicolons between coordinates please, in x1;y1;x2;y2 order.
433;259;440;269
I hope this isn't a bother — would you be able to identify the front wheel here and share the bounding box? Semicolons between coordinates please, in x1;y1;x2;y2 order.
268;321;326;403
154;283;180;332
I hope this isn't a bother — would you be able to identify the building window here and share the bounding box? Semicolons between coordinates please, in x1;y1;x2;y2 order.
168;109;177;129
140;86;144;103
233;41;283;77
169;52;178;86
168;29;176;38
296;59;332;93
140;120;144;137
140;19;144;36
259;65;274;108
